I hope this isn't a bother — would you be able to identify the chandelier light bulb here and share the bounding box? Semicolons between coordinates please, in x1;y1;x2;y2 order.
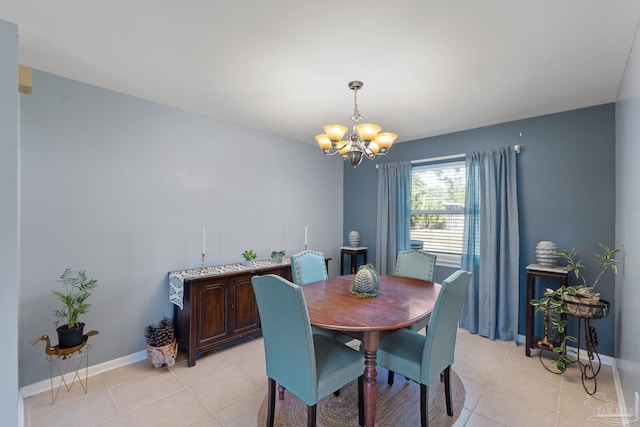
338;142;352;155
355;123;382;142
322;124;348;143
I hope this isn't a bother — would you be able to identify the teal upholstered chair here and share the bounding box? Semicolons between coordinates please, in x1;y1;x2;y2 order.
377;270;471;427
395;249;437;281
291;250;328;285
395;250;437;332
291;250;353;344
252;274;364;427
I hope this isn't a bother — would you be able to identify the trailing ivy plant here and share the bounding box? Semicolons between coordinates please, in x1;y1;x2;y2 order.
529;243;622;373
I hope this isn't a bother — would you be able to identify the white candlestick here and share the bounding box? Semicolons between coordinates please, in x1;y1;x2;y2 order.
202;228;206;254
304;226;308;246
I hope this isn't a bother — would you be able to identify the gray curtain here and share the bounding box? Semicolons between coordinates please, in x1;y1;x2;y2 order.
375;162;412;274
460;147;519;341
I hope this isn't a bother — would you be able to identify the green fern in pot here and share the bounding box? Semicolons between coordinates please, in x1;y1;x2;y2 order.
53;268;98;348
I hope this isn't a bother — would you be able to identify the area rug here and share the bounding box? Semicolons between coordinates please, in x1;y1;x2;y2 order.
257;366;465;426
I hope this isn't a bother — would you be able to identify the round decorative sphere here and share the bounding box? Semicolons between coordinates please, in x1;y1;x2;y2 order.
535;241;559;266
348;230;361;247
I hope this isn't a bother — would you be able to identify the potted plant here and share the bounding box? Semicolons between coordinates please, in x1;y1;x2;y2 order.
241;249;257;266
530;243;622;372
144;316;177;368
270;250;286;263
53;268;99;348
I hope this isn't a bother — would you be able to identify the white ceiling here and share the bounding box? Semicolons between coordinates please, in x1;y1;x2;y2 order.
3;1;640;144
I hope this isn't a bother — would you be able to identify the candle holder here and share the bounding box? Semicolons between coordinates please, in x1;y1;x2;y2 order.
201;253;206;273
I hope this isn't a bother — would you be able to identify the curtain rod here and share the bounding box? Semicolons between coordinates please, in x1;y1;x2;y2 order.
375;145;521;169
411;153;465;164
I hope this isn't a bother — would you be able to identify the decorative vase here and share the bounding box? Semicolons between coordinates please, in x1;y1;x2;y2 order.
350;264;380;297
348;231;361;247
535;241;559;266
147;340;178;368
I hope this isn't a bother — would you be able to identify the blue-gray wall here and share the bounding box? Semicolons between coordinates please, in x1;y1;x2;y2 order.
344;104;617;356
18;70;344;387
615;22;640;412
0;18;20;426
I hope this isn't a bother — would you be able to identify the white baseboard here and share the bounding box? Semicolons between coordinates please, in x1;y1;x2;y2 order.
19;349;147;398
18;394;23;427
612;360;639;427
516;333;614;366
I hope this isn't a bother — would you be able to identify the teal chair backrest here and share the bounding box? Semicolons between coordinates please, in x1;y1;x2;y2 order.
251;274;318;404
421;270;471;385
291;250;328;285
395;250;437;282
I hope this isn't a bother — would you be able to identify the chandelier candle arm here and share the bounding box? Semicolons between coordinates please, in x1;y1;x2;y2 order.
316;80;396;167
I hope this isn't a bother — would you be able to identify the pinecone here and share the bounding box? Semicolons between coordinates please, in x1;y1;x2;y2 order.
157;316;174;346
144;316;175;347
144;324;156;346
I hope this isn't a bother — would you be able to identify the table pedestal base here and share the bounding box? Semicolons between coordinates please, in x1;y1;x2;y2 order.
362;331;379;427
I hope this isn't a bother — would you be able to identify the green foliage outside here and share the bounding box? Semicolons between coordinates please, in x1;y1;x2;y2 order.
411;166;465;229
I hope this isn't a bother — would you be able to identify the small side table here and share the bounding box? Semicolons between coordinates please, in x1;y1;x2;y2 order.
32;330;99;404
340;246;368;275
525;264;567;356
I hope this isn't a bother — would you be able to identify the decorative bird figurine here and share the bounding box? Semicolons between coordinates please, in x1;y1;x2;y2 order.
32;331;99;358
31;335;56;355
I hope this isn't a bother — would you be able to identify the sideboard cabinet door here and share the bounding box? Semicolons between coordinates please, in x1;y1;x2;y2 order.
230;274;260;335
197;281;229;346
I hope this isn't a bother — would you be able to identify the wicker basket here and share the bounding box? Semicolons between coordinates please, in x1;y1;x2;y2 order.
146;340;177;368
563;297;610;319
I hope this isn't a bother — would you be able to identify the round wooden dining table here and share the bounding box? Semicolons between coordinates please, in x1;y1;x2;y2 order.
301;274;441;427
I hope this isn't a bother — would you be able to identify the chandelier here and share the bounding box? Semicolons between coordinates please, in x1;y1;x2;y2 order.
316;81;397;167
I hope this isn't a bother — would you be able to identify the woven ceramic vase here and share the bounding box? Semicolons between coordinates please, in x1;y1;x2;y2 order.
535;241;559;266
348;231;361;247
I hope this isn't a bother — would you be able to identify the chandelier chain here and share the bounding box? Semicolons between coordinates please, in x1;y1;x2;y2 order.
350;88;362;123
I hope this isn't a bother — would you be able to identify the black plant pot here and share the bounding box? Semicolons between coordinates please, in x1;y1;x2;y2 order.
56;323;85;348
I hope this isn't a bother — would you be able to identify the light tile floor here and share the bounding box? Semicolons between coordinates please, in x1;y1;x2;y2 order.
23;329;622;426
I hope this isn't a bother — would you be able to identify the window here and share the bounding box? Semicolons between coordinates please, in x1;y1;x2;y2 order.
411;160;466;267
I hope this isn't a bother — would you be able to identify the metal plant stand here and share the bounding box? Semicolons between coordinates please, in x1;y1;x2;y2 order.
565;299;610;395
32;331;99;404
536;298;610;395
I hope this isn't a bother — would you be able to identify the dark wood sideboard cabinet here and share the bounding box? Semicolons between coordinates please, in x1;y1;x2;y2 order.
171;258;329;367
